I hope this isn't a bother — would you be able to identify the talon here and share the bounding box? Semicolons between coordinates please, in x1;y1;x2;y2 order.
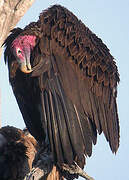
61;163;94;180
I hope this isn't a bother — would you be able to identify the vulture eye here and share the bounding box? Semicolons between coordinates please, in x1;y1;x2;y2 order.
17;48;22;55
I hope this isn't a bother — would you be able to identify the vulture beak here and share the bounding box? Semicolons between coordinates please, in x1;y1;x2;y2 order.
20;61;33;74
19;48;33;74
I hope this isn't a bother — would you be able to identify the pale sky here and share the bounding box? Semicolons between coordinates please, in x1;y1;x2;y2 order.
0;0;129;179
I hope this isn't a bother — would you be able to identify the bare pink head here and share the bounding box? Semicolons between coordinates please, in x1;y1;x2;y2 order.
11;35;36;73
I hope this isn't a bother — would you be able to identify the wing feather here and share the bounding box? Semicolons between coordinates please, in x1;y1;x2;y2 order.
48;89;64;163
46;73;87;165
51;36;119;154
42;90;55;157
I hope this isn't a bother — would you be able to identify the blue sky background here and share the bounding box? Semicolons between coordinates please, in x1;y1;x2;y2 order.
0;0;129;179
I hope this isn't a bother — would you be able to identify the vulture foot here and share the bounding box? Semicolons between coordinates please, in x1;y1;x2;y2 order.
24;167;44;180
61;163;94;180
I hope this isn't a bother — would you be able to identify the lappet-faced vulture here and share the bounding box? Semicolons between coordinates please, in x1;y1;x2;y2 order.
3;5;120;179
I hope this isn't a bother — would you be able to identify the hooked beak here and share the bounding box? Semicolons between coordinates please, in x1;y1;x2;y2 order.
20;61;33;73
18;50;45;74
19;49;33;74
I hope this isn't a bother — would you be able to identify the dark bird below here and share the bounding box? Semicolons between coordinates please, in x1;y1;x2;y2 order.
3;5;120;179
0;126;64;180
0;126;38;180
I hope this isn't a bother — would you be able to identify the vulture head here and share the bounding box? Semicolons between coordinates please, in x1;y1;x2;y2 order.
11;35;36;73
